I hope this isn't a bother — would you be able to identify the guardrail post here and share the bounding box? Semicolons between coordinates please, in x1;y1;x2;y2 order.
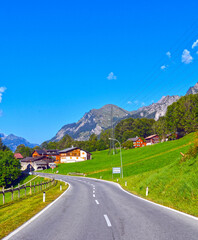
43;192;45;202
2;186;5;204
60;184;62;191
11;186;13;201
146;186;149;196
125;181;127;186
18;183;20;199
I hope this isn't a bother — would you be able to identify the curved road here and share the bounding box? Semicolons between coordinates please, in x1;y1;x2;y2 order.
5;173;198;240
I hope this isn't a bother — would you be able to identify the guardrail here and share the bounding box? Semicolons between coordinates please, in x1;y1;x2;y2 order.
0;179;56;205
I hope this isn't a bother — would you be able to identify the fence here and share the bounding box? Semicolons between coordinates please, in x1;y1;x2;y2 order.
0;178;56;205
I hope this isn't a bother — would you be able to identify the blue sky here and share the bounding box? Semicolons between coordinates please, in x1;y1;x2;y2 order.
0;0;198;144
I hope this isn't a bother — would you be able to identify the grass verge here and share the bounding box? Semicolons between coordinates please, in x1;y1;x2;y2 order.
0;180;68;239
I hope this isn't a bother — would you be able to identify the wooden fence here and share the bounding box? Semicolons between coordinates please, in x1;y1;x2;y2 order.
0;179;56;205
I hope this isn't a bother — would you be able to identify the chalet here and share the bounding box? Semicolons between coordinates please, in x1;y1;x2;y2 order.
32;149;60;163
59;147;92;163
145;134;159;145
127;137;146;148
14;153;23;159
21;156;54;171
32;149;47;158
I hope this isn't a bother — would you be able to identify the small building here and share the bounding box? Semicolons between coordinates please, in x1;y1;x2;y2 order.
127;137;146;148
21;156;54;171
45;149;60;163
59;147;92;163
145;134;159;145
14;153;23;159
32;149;47;158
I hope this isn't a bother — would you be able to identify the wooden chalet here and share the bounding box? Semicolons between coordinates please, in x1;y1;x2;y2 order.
145;134;159;145
58;147;92;163
32;149;60;163
32;149;47;158
127;137;146;148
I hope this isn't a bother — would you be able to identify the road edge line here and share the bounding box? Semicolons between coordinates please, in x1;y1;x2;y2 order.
3;181;71;240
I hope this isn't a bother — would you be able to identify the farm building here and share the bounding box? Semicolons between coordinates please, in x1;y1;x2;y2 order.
58;147;92;163
127;137;146;148
21;156;54;171
145;134;160;145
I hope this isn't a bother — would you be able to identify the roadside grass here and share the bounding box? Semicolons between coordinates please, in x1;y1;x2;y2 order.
42;132;198;216
0;181;68;239
0;176;48;205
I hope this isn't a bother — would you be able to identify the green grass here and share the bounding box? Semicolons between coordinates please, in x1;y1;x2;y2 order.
0;175;48;205
0;181;68;239
43;132;198;216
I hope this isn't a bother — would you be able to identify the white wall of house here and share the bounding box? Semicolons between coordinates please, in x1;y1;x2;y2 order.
60;150;88;163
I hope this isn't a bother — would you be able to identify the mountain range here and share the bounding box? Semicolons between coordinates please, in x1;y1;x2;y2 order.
0;133;37;152
51;82;198;142
1;82;198;149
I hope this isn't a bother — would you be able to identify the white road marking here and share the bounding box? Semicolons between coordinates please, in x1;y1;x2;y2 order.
4;181;71;240
95;200;99;205
93;194;95;197
104;214;112;227
93;190;95;193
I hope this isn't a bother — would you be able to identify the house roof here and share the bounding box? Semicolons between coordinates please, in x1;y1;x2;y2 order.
45;149;59;155
59;147;92;155
33;149;47;155
127;137;139;142
145;134;159;140
21;156;54;163
21;157;35;162
14;153;23;159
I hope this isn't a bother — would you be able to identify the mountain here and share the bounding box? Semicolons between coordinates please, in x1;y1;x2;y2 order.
130;95;181;121
51;82;198;142
186;82;198;95
51;104;130;142
1;133;37;152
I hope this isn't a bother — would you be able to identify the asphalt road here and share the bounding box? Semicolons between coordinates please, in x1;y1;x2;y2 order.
5;173;198;240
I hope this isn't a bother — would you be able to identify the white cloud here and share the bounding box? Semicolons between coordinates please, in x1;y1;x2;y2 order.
127;101;132;104
160;65;167;70
134;100;139;105
192;40;198;49
181;49;193;64
141;102;145;106
0;87;6;103
107;72;117;80
166;51;171;58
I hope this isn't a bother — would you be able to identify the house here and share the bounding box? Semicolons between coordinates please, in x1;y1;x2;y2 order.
20;156;54;171
14;153;23;159
127;137;146;148
45;149;60;163
59;147;92;163
32;149;47;158
145;134;159;145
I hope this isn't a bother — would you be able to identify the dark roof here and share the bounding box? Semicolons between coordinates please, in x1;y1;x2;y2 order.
21;157;35;162
127;137;139;142
34;149;47;155
45;149;59;155
59;147;92;155
35;160;49;166
145;134;159;140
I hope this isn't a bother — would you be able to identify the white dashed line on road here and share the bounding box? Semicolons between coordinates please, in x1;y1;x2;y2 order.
104;214;112;227
93;194;95;197
95;200;99;205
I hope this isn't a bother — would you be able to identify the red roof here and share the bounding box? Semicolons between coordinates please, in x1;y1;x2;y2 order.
14;153;23;159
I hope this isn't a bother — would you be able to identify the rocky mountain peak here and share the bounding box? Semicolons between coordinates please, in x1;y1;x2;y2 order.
186;82;198;95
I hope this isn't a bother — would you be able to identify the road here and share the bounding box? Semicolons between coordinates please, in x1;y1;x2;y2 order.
5;173;198;240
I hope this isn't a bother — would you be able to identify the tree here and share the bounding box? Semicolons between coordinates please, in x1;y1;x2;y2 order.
0;150;21;187
15;144;33;158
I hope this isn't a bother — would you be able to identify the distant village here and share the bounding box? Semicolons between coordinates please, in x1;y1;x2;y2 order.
13;133;180;172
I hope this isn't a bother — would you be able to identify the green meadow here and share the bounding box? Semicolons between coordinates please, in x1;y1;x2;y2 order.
43;132;198;216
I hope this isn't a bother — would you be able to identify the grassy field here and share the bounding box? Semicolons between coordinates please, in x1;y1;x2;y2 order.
43;132;198;216
0;175;48;205
0;180;68;239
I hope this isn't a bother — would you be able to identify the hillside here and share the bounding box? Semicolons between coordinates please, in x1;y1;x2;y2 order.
50;82;198;142
44;132;198;216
